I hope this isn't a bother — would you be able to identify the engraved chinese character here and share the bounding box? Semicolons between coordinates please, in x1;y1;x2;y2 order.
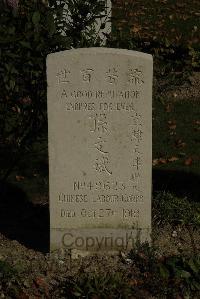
134;145;141;155
95;156;112;175
89;113;108;133
131;129;143;143
131;113;142;126
132;185;141;193
94;137;108;154
57;69;71;83
106;68;118;84
81;68;94;83
132;157;142;170
130;172;140;181
127;68;144;85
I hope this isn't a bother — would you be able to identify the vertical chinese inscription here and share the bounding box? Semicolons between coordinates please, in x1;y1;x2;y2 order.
89;113;112;175
129;111;143;194
47;48;153;252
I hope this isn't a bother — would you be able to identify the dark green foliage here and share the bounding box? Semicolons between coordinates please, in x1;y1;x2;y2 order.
0;260;22;298
68;272;132;298
0;260;17;279
0;0;66;181
128;241;158;274
159;255;200;294
50;0;106;47
189;46;200;68
128;241;200;298
0;0;106;180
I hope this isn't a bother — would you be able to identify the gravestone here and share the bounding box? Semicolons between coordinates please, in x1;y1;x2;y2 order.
47;48;153;253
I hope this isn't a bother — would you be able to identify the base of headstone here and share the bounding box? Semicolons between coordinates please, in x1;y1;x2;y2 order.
50;228;151;254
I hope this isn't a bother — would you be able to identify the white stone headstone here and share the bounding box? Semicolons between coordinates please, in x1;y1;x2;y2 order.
47;48;153;253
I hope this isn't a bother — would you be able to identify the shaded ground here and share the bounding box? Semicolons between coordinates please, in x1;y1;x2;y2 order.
113;0;200;48
0;181;49;252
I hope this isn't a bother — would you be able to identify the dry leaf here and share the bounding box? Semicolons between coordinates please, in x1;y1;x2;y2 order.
165;104;172;112
153;158;167;165
169;124;176;130
17;292;29;299
20;96;32;105
168;120;176;130
15;175;25;181
129;279;143;286
184;157;193;166
34;277;46;287
34;277;49;296
193;120;200;125
159;158;167;164
153;159;159;166
175;139;186;148
168;157;179;162
170;131;176;135
132;25;142;33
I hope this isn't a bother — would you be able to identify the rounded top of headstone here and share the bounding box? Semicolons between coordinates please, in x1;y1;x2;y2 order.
47;47;153;62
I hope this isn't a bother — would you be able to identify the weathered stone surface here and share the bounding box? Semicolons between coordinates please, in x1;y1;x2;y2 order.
47;48;153;252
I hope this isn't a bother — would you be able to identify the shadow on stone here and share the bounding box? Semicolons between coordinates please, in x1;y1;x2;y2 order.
153;169;200;202
0;181;49;253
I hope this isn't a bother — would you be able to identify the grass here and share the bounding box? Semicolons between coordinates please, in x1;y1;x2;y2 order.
153;191;200;228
